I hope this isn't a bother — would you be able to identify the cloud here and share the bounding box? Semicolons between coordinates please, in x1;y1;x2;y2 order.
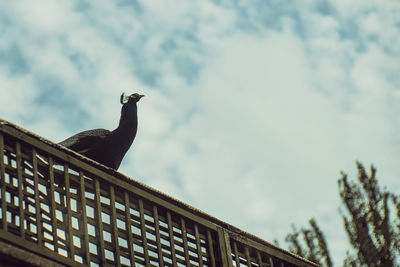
0;0;399;263
129;27;353;257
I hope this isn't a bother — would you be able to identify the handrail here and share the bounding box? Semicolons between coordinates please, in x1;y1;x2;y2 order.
0;119;319;267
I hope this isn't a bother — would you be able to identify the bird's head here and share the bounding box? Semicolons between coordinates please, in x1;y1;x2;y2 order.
120;93;145;104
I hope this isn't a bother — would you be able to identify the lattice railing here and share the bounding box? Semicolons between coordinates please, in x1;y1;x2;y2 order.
0;119;318;267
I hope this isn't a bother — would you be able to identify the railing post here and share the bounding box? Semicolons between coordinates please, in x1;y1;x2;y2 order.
217;226;233;267
0;134;7;232
94;179;106;264
64;164;75;258
79;172;91;265
15;142;25;239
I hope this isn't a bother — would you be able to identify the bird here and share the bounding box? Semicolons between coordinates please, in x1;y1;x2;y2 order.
58;93;144;170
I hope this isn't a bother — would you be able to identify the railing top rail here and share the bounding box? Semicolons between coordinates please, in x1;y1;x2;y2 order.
0;118;319;267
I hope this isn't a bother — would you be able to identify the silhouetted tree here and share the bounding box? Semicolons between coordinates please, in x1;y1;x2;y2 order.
285;218;333;267
284;162;400;266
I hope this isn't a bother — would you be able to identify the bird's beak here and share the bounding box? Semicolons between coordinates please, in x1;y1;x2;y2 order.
139;94;145;99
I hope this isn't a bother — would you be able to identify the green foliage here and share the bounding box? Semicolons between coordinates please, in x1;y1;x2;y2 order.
339;162;398;266
284;162;400;266
285;219;333;267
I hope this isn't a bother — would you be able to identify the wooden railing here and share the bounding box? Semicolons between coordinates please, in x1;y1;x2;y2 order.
0;119;318;267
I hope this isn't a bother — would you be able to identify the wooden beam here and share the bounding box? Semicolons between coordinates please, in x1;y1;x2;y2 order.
124;192;136;267
32;148;42;245
217;226;233;267
79;172;91;264
15;142;24;239
207;230;216;267
94;179;105;264
64;164;75;258
138;198;150;266
167;211;177;267
0;134;7;232
110;185;120;266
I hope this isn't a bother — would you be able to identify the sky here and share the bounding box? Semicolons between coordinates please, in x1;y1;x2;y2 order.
1;0;399;264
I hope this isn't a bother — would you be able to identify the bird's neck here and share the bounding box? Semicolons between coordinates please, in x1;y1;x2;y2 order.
115;103;138;137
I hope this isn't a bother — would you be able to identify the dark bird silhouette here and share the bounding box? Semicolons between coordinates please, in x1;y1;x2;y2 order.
59;93;144;170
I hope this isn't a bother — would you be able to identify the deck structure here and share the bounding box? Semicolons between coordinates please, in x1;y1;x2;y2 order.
0;119;318;267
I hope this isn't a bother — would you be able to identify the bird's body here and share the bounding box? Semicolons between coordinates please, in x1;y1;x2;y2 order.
59;93;144;170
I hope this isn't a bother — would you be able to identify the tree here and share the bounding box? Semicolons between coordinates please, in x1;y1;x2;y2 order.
285;218;333;267
284;162;400;266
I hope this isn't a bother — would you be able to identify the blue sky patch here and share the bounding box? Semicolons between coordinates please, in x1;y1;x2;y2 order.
0;44;30;75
